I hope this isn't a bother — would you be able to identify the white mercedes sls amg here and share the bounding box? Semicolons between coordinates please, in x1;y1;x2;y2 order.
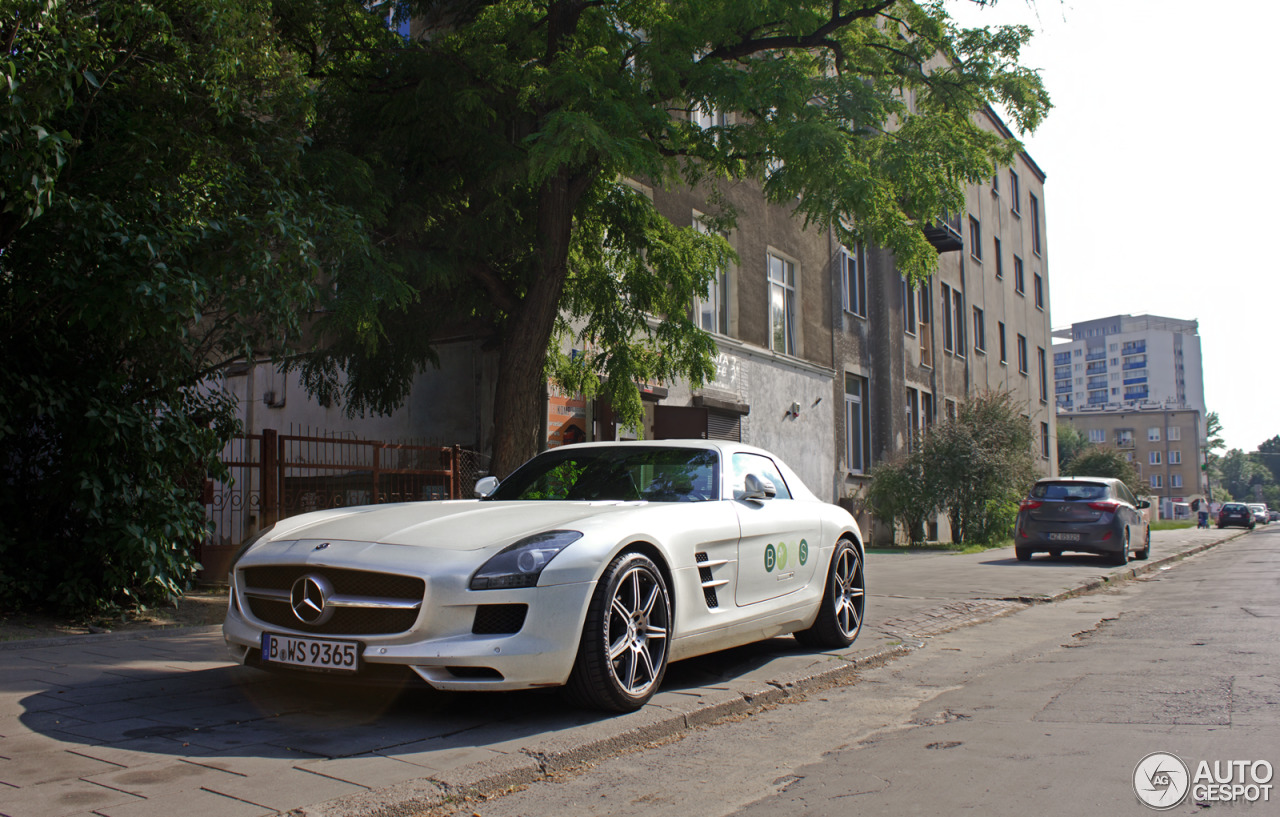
223;440;866;711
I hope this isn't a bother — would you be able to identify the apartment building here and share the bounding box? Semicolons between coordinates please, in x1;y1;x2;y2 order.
1057;405;1207;517
1051;314;1206;424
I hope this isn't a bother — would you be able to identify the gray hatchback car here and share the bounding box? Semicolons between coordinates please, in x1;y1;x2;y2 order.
1014;477;1151;565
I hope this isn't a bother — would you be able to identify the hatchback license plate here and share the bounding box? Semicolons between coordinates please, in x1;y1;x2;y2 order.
1047;532;1081;542
262;633;360;672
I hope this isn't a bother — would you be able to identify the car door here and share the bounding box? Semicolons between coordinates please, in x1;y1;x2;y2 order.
1113;480;1139;540
730;452;821;607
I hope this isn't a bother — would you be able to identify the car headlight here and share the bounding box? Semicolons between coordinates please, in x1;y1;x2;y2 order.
470;530;583;590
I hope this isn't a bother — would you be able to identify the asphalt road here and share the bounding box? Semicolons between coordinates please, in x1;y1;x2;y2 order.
0;525;1255;817
427;525;1280;817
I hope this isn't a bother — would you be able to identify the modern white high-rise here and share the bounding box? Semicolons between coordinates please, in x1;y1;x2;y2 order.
1051;314;1206;438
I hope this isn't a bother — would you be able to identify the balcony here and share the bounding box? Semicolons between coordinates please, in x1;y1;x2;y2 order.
1122;342;1146;355
1086;350;1106;361
1123;361;1146;370
1054;352;1071;366
1055;382;1073;394
922;213;963;253
1123;376;1147;386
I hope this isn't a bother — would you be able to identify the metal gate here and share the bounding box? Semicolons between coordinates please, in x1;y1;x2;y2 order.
203;429;479;580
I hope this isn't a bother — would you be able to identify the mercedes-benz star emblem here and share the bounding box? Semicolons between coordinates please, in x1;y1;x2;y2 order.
290;574;336;625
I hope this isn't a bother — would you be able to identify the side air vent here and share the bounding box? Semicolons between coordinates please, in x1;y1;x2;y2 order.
695;552;729;609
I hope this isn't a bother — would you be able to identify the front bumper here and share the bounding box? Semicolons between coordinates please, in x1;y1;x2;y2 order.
223;577;596;691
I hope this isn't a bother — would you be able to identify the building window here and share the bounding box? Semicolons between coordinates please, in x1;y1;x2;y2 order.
842;244;867;318
1033;273;1044;309
1088;428;1105;443
1029;193;1042;255
1040;422;1050;458
905;387;919;451
998;322;1007;364
1017;334;1027;374
1169;426;1181;441
1150;451;1162;465
952;287;966;357
844;373;869;473
993;236;1003;279
940;283;953;353
1170;450;1182;465
1013;256;1025;294
1171;474;1182;489
1038;347;1047;402
902;277;917;336
767;252;796;355
969;216;982;261
694;217;728;334
973;307;986;353
1010;170;1021;214
1150;474;1163;489
692;104;728;132
945;399;958;421
1148;427;1161;442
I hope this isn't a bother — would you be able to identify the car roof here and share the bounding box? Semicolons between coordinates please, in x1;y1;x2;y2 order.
1034;476;1117;485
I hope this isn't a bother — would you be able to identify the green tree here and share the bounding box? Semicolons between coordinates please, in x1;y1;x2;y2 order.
1061;446;1143;498
1219;449;1276;502
1055;422;1089;472
1254;435;1280;488
289;0;1051;476
0;1;362;612
919;391;1037;544
866;454;934;544
1204;410;1225;498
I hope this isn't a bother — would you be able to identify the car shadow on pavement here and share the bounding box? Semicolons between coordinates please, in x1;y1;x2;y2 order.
13;635;817;766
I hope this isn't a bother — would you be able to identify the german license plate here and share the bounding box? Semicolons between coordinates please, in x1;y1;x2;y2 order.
1047;532;1081;542
262;633;360;673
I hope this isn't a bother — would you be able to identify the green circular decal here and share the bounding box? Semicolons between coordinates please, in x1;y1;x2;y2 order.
764;543;776;572
799;539;809;565
776;542;789;570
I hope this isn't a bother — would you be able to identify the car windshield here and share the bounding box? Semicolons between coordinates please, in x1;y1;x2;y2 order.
487;447;719;502
1030;481;1108;501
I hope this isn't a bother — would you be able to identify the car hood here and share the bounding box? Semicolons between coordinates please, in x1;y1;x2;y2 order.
257;499;651;552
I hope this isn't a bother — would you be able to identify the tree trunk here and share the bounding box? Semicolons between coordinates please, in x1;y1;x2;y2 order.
489;171;586;478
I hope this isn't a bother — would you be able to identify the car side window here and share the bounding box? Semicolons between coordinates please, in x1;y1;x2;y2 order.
1115;483;1136;506
731;453;792;500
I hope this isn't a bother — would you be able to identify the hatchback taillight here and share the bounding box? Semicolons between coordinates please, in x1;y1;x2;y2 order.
1087;500;1121;513
1020;499;1043;511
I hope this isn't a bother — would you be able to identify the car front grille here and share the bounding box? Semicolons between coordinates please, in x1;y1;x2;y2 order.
240;566;425;636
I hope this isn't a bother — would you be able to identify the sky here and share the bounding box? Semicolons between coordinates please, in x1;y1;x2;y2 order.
947;0;1278;453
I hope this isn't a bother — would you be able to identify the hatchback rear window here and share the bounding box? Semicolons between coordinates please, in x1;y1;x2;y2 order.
1031;482;1108;501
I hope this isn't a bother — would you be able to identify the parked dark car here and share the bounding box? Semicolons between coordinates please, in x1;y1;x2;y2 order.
1014;477;1151;565
1218;502;1256;530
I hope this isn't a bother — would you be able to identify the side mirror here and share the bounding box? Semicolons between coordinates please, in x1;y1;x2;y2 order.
474;476;500;498
1137;499;1151;509
742;473;777;502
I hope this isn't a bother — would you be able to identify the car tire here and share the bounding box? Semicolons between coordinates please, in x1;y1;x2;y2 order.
1134;526;1151;560
795;539;866;649
1111;530;1130;566
1015;547;1032;562
564;552;671;712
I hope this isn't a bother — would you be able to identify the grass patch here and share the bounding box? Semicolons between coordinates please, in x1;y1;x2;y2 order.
1151;520;1195;531
866;539;1012;555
